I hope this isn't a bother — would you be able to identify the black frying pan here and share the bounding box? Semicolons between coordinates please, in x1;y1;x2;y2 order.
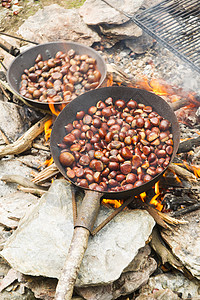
50;86;180;299
6;41;107;110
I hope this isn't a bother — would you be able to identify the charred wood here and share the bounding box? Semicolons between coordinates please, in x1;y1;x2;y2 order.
177;136;200;153
171;203;200;217
170;98;189;111
163;193;199;211
168;163;198;183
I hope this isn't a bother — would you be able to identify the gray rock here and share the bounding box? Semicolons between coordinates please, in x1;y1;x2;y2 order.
0;289;36;300
76;245;157;300
79;0;144;25
137;272;200;299
0;227;12;252
99;20;142;40
0;256;10;278
0;159;35;197
0;191;38;229
18;4;101;46
136;288;180;300
1;180;155;287
143;0;164;10
0;101;30;142
125;32;154;54
161;210;200;280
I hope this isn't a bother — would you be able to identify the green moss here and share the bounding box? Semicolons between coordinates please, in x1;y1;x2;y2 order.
1;0;86;35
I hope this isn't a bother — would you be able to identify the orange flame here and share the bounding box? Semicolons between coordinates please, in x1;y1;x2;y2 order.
138;182;163;211
45;157;54;167
102;199;123;208
149;182;163;211
169;167;182;183
44;119;53;142
38;157;54;169
48;101;67;117
134;75;173;96
107;74;113;87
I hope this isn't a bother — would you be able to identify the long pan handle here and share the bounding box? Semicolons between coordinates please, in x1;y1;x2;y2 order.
55;189;103;300
0;31;39;45
0;37;20;57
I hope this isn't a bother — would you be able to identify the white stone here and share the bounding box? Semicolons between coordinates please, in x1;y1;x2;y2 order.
1;180;155;287
79;0;144;25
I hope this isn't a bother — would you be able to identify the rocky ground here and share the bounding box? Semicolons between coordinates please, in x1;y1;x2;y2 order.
0;1;200;300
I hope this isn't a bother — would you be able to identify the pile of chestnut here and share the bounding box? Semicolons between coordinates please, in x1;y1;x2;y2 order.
19;49;102;104
1;0;12;9
59;97;173;192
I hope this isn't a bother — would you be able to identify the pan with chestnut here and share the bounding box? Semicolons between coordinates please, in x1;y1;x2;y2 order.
51;87;180;198
7;41;106;111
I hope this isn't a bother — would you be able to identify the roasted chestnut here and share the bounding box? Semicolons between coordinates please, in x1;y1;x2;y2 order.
58;97;173;192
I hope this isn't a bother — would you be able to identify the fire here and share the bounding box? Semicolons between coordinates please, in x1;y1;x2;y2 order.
38;157;54;169
149;182;163;211
134;75;174;96
171;95;181;102
102;199;123;208
43;100;68;167
187;92;200;107
44;157;54;167
138;182;163;211
148;78;169;96
44;118;53;141
107;74;113;87
48;101;67;117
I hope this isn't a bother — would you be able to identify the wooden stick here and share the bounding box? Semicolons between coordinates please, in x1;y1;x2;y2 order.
155;209;187;225
150;227;183;269
32;143;50;152
0;115;50;158
0;81;11;101
55;227;90;300
168;163;198;183
171;203;200;217
177;136;200;153
106;63;133;85
72;187;77;226
32;162;60;184
0;174;48;190
170;98;188;111
0;128;10;145
55;190;102;300
17;186;46;197
91;196;137;236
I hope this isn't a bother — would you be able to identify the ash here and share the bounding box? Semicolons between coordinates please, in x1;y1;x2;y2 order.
104;41;200;95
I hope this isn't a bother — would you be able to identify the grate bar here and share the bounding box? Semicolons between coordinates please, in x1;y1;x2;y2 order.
138;1;199;21
134;0;200;73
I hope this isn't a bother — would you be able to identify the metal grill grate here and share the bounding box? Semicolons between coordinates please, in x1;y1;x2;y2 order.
134;0;200;73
